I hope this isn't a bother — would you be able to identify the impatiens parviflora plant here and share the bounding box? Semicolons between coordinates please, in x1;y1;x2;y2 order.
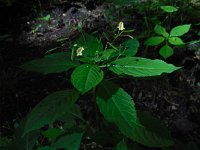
16;22;181;150
145;24;191;59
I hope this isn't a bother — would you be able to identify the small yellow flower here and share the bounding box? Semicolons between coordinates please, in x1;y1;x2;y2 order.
76;47;84;56
117;21;125;31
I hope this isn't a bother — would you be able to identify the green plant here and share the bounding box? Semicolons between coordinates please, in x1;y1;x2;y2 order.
145;24;191;59
144;4;192;59
37;14;51;22
11;21;182;149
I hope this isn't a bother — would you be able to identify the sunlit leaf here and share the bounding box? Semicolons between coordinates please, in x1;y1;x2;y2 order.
109;57;180;77
170;24;191;37
160;6;178;13
168;37;184;45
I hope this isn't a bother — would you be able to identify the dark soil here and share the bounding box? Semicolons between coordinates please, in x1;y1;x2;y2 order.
0;0;200;149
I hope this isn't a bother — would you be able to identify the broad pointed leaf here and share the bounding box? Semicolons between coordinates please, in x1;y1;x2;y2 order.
71;64;104;94
109;57;180;77
168;37;184;45
145;36;165;46
75;33;103;57
20;52;78;74
96;83;174;147
159;45;174;59
52;132;83;150
59;104;84;129
160;6;178;13
170;24;191;37
136;111;174;147
24;90;79;135
120;39;140;56
63;104;84;121
154;25;169;37
8;118;40;150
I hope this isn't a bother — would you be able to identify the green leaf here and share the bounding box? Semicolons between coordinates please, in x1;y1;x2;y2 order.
20;52;78;74
168;37;185;45
170;24;191;37
52;132;83;150
136;111;174;147
24;90;79;135
100;49;116;60
64;118;76;129
96;81;137;124
96;82;174;147
109;57;180;77
154;25;169;37
59;104;84;129
8;118;40;150
71;64;104;94
60;104;83;121
17;131;39;150
37;146;56;150
120;39;140;56
37;14;51;22
116;140;128;150
159;45;174;59
145;36;165;46
160;6;178;13
75;33;103;57
42;128;64;139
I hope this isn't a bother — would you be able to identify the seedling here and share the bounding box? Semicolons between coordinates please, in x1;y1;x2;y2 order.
145;24;191;59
